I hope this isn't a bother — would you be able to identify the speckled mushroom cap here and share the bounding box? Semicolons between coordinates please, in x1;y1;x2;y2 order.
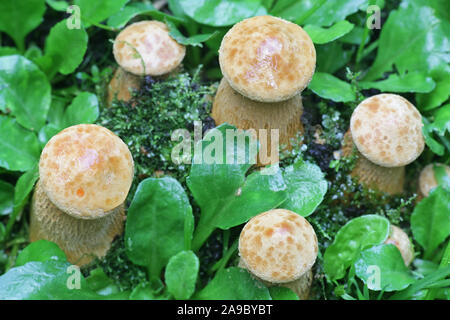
39;124;134;220
239;209;318;283
113;21;186;76
419;163;450;197
350;94;424;167
219;15;316;103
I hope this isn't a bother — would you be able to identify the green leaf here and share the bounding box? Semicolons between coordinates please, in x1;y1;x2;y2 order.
316;41;354;74
15;240;67;267
0;0;46;51
360;72;436;93
308;72;356;103
13;165;39;216
364;4;450;81
0;260;99;299
46;0;69;11
129;282;155;300
0;55;51;131
187;124;287;250
304;20;354;44
339;26;370;45
38;20;88;76
195;267;271;300
165;19;219;48
422;116;448;156
411;186;450;258
74;0;129;27
107;2;156;29
62;92;99;128
38;123;61;147
324;215;390;280
165;250;199;300
0;116;40;171
433;164;450;191
269;286;299;300
85;268;122;296
0;47;20;57
354;244;416;291
0;181;14;216
416;65;450;111
272;0;367;27
178;0;263;27
125;177;194;278
280;161;327;217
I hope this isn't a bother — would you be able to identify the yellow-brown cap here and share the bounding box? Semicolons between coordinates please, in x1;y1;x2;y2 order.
219;15;316;102
113;21;186;76
39;124;134;219
239;209;318;283
350;94;424;167
418;163;450;197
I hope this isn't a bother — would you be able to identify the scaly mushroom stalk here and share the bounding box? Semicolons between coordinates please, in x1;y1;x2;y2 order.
212;15;316;166
417;163;450;200
108;20;186;105
238;209;318;299
342;94;425;194
30;124;134;266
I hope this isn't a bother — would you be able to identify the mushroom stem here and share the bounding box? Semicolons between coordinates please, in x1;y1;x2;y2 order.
342;130;405;194
212;78;304;166
30;181;125;266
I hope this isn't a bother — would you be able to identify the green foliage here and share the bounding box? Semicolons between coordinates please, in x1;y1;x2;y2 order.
15;240;67;267
359;72;436;93
324;215;390;280
74;0;129;27
165;250;199;299
0;181;14;216
308;72;356;102
268;286;299;300
304;21;354;44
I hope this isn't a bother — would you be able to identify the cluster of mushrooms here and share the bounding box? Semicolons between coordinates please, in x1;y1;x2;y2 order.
30;15;449;299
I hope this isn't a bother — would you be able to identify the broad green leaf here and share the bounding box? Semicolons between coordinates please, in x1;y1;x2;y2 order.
0;181;14;216
324;215;390;280
38;123;61;147
178;0;262;27
195;267;271;300
308;72;356;103
165;19;219;48
125;177;194;278
316;42;354;74
46;0;69;11
360;72;436;93
416;65;450;111
304;20;354;44
269;286;299;300
62;92;99;128
431;104;450;137
0;47;19;57
187;124;287;250
85;268;122;296
339;26;370;45
107;3;155;28
433;164;450;191
280;161;327;217
74;0;129;27
272;0;367;26
355;244;416;291
13;165;39;216
422;116;448;156
129;282;155;300
0;260;99;299
411;186;450;257
364;4;450;81
0;116;40;171
165;250;199;300
15;240;67;267
38;20;88;76
0;55;51;131
0;0;46;51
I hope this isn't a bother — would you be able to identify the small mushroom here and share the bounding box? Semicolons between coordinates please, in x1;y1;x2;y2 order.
238;209;318;299
417;163;450;200
342;94;425;194
384;225;414;266
30;124;134;265
212;15;316;166
108;20;186;104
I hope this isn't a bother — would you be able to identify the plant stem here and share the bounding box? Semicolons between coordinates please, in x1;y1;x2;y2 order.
191;220;215;252
209;238;238;275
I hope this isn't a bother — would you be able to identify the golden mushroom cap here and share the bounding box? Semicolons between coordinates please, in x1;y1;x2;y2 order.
113;21;186;76
39;124;134;219
419;163;450;197
239;209;318;284
219;15;316;102
350;94;424;167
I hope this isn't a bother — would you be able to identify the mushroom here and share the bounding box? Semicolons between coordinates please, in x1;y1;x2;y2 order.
212;15;316;166
30;124;134;266
238;209;318;299
108;20;186;104
417;163;450;200
342;94;425;194
384;225;414;266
